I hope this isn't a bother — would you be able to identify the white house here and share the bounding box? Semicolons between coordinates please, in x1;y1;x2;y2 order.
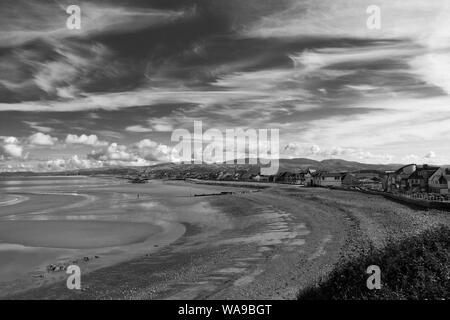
316;172;344;187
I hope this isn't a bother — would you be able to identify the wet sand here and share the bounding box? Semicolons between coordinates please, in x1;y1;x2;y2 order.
0;177;250;296
0;221;161;249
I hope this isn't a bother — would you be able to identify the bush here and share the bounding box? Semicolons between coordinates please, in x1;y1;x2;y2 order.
298;226;450;300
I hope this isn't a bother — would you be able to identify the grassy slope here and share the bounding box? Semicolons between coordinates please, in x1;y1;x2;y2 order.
298;226;450;300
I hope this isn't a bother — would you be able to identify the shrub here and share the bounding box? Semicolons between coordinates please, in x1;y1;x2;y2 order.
298;226;450;300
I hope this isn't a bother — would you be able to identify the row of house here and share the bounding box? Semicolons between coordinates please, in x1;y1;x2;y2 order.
272;164;450;194
271;169;383;189
173;162;450;195
272;169;316;185
311;170;383;189
384;164;450;194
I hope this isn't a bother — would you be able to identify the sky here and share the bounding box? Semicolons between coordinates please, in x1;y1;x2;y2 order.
1;0;450;172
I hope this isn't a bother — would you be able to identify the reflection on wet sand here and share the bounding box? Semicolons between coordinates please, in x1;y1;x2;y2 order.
0;177;241;295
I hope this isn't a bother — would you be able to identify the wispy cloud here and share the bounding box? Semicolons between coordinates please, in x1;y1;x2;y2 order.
0;1;192;48
23;121;54;133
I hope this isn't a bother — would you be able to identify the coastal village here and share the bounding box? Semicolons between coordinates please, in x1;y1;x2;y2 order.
133;163;450;204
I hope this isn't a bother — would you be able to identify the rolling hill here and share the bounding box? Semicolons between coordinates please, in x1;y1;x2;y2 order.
0;158;402;178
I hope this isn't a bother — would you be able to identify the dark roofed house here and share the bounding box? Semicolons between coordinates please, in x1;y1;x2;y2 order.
275;171;291;183
396;164;417;190
406;165;439;192
407;170;423;192
274;171;301;184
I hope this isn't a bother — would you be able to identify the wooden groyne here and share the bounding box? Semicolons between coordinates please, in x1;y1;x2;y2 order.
185;179;272;189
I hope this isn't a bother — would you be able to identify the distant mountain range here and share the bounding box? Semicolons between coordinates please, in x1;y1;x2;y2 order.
0;158;403;177
136;158;402;180
276;158;400;172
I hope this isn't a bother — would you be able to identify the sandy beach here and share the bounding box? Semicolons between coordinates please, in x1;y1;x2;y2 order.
1;177;449;299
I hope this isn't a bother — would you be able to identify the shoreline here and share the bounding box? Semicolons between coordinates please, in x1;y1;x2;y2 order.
2;179;450;299
0;179;194;297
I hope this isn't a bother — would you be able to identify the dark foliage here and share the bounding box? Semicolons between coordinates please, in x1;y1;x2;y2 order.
298;226;450;300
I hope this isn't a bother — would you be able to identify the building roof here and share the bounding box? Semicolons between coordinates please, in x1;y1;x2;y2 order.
407;171;421;179
420;164;440;170
395;164;416;175
417;165;440;175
